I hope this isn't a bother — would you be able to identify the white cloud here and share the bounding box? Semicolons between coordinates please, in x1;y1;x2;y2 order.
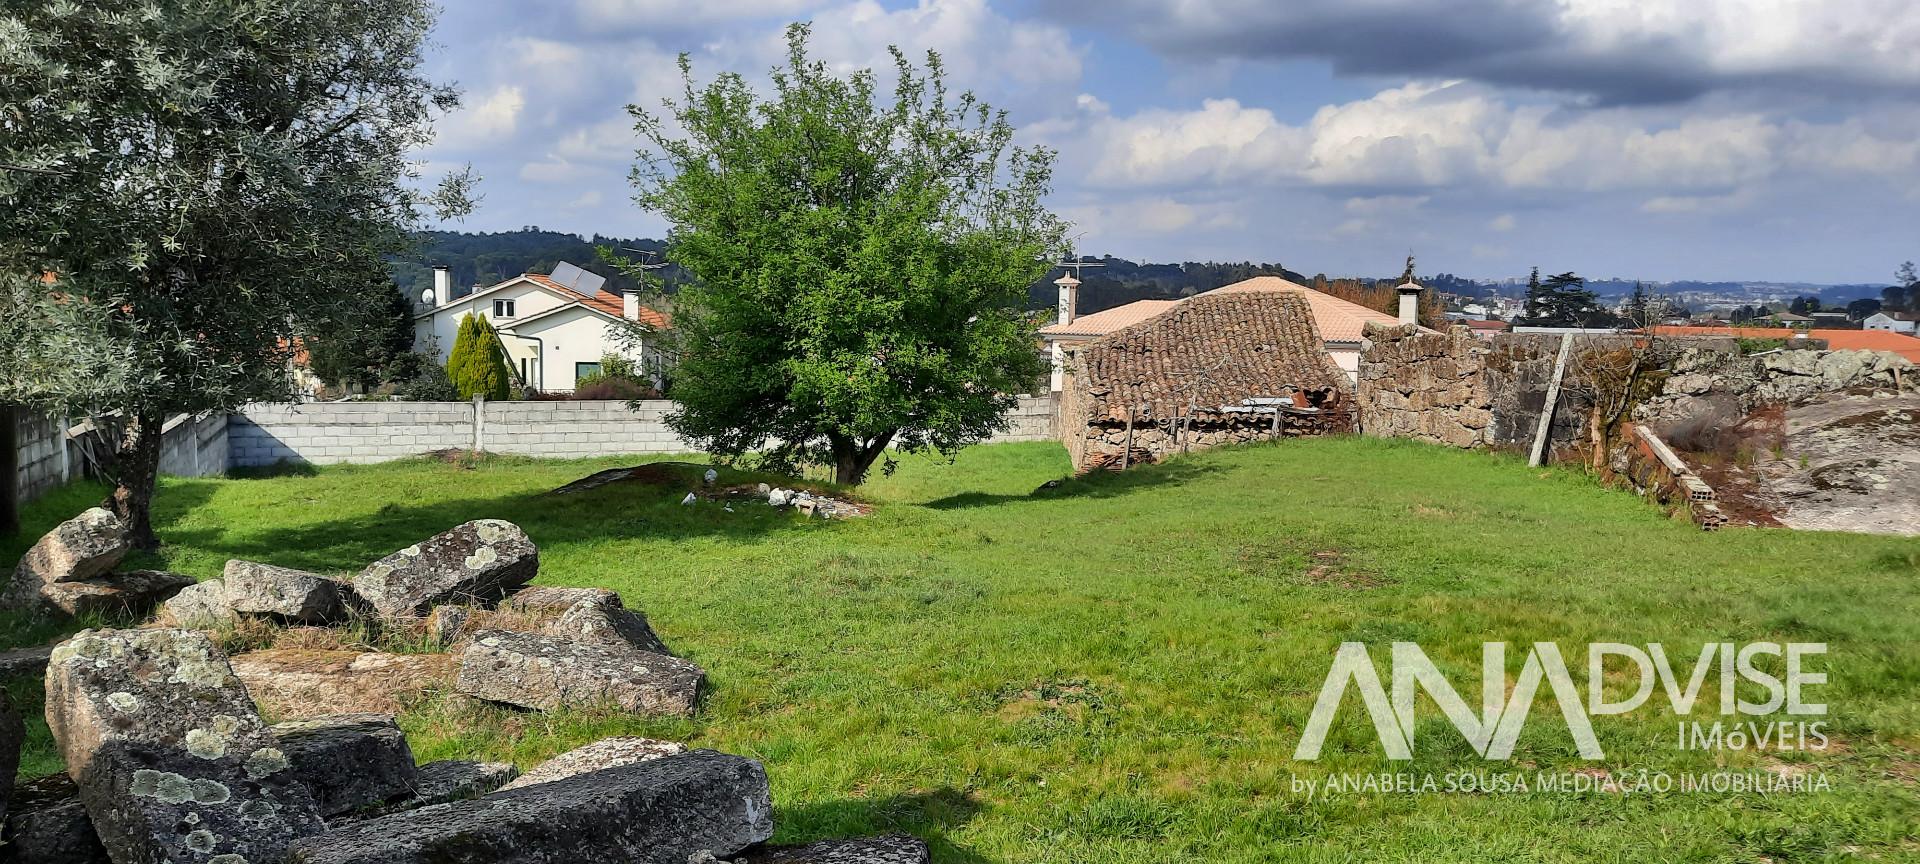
1489;213;1516;231
438;86;525;143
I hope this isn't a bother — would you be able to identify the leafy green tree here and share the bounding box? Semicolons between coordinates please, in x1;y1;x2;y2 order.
306;272;417;393
1526;271;1604;327
631;24;1065;485
0;0;473;547
1522;267;1544;322
447;314;510;401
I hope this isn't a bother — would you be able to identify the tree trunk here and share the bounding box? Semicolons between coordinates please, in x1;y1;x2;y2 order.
828;429;896;486
104;412;164;551
0;403;17;537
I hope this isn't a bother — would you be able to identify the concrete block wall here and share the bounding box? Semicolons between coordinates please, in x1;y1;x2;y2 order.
986;394;1057;443
157;413;230;478
479;400;696;456
15;410;68;504
232;395;1059;468
230;401;475;466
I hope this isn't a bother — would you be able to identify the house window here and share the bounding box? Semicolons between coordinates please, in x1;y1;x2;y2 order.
493;299;516;318
575;362;602;382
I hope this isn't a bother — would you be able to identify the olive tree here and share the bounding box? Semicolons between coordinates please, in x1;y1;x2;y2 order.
0;0;472;546
632;24;1065;485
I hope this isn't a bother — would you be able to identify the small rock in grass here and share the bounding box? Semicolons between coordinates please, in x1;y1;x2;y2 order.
2;508;128;610
224;559;348;623
161;578;237;628
353;520;539;619
497;737;687;792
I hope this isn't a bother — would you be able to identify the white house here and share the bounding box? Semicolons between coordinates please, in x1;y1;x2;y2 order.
412;261;670;393
1863;311;1918;334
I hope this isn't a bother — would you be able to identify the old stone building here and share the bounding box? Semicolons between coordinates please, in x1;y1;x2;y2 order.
1059;290;1355;473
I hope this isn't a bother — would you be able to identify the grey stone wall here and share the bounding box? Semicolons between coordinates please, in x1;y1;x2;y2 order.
230;395;1059;467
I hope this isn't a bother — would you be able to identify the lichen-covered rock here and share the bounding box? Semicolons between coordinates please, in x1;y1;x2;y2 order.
735;835;932;864
503;586;672;655
424;605;471;647
0;689;22;827
497;737;687;791
43;628;326;864
161;578;238;629
341;761;519;823
224;560;347;623
0;644;53;680
285;751;773;864
455;629;703;716
0;773;111;864
353;520;539;619
230;650;455;720
3;508;129;610
33;570;195;619
273;714;418;818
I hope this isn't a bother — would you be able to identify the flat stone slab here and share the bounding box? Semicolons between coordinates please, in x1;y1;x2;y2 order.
500;586;673;654
455;629;703;716
161;578;237;629
33;569;194;618
0;644;54;679
354;520;539;619
225;560;348;623
273;713;418;818
231;649;454;720
340;760;519;823
43;628;326;864
736;835;932;864
1;773;111;864
286;750;773;864
497;737;687;791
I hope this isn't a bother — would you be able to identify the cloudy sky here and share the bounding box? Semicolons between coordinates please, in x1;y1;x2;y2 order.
420;0;1920;284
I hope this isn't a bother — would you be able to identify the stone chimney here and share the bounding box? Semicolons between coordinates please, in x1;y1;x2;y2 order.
1397;281;1423;326
623;288;641;322
1055;274;1081;326
430;265;450;307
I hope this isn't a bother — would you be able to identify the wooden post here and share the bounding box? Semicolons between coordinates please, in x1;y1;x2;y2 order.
1529;335;1575;468
1;404;17;537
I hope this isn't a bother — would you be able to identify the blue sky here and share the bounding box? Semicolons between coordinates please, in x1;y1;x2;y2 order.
420;0;1920;284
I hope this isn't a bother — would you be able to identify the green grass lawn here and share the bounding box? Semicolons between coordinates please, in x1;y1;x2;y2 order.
5;437;1919;862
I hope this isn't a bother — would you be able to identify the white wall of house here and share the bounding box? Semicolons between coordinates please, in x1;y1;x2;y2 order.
1864;313;1917;334
412;280;571;362
508;306;647;392
1327;346;1361;382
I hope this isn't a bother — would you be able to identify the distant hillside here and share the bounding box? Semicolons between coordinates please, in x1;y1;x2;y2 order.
391;229;1898;314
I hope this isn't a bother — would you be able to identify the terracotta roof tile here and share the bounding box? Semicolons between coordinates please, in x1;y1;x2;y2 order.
1200;276;1406;342
521;273;670;329
1073;291;1350;422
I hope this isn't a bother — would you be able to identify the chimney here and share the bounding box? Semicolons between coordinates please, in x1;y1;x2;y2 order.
1397;281;1423;326
1055;274;1081;326
430;265;450;307
623;288;641;322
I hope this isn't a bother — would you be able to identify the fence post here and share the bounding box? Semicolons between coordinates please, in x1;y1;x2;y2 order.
1529;335;1575;468
471;395;485;454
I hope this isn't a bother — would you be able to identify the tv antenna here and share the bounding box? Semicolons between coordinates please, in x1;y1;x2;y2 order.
1054;258;1106;279
619;248;673;273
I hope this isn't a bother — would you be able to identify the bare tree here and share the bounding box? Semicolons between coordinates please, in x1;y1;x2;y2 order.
1563;294;1675;472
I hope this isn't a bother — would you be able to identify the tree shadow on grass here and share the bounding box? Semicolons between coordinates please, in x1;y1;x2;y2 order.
154;474;822;576
769;787;991;863
923;458;1221;510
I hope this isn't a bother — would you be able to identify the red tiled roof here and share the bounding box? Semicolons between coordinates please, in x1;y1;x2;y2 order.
1072;290;1351;422
1651;326;1920;363
1464;319;1508;331
521;273;670;329
1200;276;1407;342
1039;300;1179;338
